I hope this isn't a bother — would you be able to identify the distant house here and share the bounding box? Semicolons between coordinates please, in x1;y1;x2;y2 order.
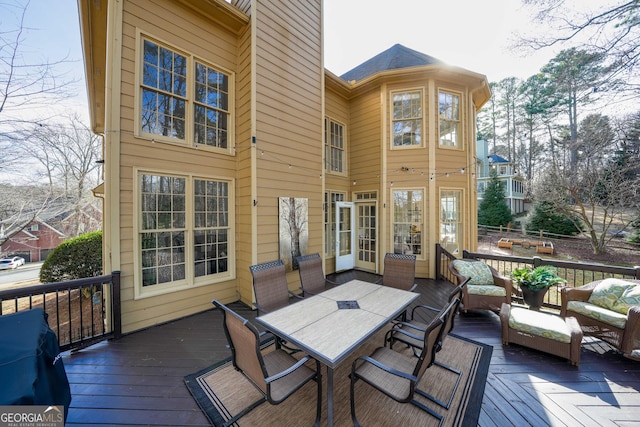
0;202;101;262
78;0;491;333
476;139;526;214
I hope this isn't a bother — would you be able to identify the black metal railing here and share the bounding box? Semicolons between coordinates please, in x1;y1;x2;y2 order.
0;271;121;352
435;244;640;309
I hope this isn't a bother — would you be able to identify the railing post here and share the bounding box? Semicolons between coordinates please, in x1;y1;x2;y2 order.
635;266;640;280
111;271;122;340
435;244;442;279
533;256;542;268
462;250;471;259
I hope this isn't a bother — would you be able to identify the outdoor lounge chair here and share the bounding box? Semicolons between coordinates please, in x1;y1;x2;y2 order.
349;301;450;427
249;259;301;315
212;300;322;427
376;253;418;292
295;253;339;296
386;285;466;409
560;278;640;360
448;259;512;312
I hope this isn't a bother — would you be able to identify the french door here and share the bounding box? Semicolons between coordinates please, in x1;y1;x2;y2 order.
335;202;355;271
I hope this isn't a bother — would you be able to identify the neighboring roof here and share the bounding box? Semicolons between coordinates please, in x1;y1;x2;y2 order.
340;44;442;83
488;154;509;163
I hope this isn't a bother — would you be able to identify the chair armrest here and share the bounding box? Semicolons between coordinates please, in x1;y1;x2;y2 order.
385;325;424;345
352;355;418;383
288;290;304;300
560;286;593;316
621;306;640;355
409;304;439;323
447;263;466;285
265;355;312;383
325;278;340;286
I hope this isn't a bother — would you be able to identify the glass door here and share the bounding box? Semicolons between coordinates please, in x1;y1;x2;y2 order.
335;202;355;271
355;202;376;271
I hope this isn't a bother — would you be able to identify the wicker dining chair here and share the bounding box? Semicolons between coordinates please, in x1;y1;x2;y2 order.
212;300;322;427
349;302;448;427
296;253;339;297
377;253;418;292
250;259;301;315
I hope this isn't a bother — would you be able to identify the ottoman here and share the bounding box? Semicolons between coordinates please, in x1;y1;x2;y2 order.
500;303;583;366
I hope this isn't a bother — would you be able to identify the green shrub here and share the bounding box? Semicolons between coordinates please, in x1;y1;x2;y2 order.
40;231;103;283
525;201;583;236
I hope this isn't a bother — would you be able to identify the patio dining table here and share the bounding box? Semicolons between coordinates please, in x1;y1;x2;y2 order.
256;279;419;427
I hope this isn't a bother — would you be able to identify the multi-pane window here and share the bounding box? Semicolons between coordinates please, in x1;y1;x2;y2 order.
139;173;231;293
392;91;422;147
141;40;187;139
439;91;461;148
392;190;423;256
325;118;345;173
440;190;462;255
141;175;187;287
194;62;229;148
194;180;229;277
324;191;345;257
140;37;232;150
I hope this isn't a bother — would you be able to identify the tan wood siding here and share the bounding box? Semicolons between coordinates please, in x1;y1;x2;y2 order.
252;0;323;283
115;0;244;333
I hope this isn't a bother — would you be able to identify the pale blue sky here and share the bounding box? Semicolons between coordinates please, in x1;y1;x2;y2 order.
11;0;559;118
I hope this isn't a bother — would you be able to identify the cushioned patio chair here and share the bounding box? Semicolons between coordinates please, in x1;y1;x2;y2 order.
296;253;339;296
376;253;418;292
212;300;322;427
386;286;465;409
448;259;512;313
560;278;640;360
250;259;301;315
350;302;449;427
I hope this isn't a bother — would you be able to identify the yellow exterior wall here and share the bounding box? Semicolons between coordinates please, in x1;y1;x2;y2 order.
114;0;244;332
248;0;324;301
79;0;489;333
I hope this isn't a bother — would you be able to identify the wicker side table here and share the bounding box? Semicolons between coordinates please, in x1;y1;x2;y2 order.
500;303;583;366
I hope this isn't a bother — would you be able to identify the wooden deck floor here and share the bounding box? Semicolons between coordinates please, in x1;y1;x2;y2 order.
62;271;640;426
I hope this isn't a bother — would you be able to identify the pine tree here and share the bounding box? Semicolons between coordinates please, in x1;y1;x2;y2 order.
478;168;513;227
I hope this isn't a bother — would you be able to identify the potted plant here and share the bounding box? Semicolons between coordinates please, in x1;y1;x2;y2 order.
511;265;566;309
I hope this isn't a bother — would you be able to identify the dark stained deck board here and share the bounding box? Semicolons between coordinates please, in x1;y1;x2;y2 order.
60;271;640;426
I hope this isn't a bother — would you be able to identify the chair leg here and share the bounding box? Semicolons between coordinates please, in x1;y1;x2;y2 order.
313;360;322;427
222;396;267;427
350;374;362;427
410;398;443;427
415;360;462;409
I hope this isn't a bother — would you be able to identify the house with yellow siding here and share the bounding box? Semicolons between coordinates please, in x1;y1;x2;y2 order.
78;0;490;333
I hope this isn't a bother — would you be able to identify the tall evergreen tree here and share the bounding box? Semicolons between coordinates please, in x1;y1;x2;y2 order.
478;168;513;227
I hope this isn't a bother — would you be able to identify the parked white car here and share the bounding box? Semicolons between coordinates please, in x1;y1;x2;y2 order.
0;257;26;270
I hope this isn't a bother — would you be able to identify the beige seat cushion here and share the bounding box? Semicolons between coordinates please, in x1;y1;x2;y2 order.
567;300;627;330
508;307;572;343
467;284;506;297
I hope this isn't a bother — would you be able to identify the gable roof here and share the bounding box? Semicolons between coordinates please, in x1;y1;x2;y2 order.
488;154;509;164
340;44;442;83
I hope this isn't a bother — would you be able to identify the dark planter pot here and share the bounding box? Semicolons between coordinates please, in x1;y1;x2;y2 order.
521;286;549;310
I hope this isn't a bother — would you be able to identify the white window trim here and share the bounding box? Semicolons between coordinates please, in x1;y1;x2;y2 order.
437;88;464;150
134;31;235;155
391;187;425;261
324;116;347;176
390;88;425;149
133;167;235;300
439;188;464;254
